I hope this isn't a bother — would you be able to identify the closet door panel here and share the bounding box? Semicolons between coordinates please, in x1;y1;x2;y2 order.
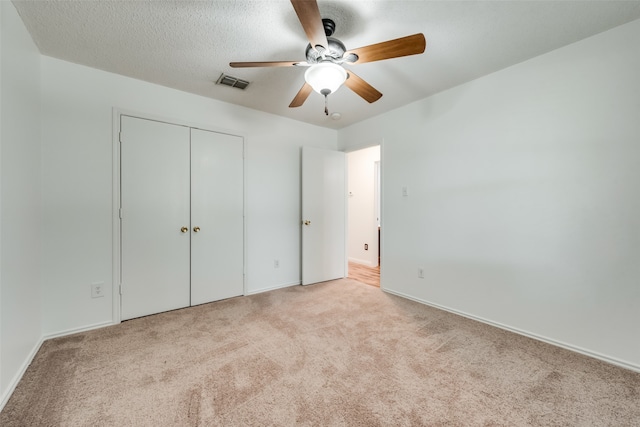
191;129;244;305
121;116;191;320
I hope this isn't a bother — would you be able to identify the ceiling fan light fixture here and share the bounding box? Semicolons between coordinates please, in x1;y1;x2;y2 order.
230;1;426;110
304;62;347;95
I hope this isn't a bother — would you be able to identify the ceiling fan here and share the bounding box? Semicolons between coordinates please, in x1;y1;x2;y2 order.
229;0;426;115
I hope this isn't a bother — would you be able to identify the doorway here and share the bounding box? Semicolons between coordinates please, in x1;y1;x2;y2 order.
346;145;381;287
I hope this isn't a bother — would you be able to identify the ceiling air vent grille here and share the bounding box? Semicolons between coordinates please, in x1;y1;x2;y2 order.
216;73;250;90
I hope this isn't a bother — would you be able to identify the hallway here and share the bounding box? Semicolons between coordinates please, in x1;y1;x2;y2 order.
348;262;380;288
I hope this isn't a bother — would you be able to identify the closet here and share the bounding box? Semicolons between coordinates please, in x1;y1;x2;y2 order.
120;115;243;320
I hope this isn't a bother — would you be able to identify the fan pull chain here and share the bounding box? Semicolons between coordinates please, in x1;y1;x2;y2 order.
320;89;331;116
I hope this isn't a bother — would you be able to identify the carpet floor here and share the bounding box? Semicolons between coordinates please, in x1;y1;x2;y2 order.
1;279;639;426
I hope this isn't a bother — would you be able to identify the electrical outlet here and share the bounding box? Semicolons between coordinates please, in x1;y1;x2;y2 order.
91;282;105;298
364;244;368;250
418;268;424;279
274;259;280;268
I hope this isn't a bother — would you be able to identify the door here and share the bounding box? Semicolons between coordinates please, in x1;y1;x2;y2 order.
190;129;244;305
121;116;191;320
301;146;346;285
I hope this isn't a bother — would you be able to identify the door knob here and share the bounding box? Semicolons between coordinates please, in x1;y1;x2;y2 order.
303;220;311;226
193;226;201;233
181;227;188;233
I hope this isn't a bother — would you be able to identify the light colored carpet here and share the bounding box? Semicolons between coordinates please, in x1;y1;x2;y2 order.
1;279;639;426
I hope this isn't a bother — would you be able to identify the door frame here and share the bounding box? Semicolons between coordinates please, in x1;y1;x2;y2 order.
111;108;248;323
343;138;384;289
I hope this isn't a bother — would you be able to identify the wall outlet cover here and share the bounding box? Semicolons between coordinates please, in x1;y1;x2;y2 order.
91;282;105;298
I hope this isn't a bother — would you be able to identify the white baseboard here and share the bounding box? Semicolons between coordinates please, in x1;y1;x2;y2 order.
43;320;116;341
383;288;640;373
0;336;45;412
246;280;301;295
0;320;116;412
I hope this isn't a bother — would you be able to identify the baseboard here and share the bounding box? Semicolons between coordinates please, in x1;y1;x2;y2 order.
246;280;301;295
383;288;640;373
43;320;116;341
348;257;377;268
0;336;44;412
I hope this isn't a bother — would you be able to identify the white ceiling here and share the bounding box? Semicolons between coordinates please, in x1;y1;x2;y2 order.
12;1;640;129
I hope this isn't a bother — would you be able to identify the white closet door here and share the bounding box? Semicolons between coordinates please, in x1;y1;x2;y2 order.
190;129;244;305
121;116;191;320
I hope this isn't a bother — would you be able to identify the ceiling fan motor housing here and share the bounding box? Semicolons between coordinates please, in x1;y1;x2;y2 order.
305;37;347;63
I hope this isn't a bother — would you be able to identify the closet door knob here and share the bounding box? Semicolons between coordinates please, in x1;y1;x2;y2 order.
193;226;201;233
181;227;188;233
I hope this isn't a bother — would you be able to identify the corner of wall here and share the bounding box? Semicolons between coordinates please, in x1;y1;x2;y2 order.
0;0;45;407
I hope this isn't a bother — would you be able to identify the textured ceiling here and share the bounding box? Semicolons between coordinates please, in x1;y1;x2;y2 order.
12;0;640;129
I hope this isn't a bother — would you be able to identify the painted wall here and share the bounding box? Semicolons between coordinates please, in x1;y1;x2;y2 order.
0;1;43;401
347;146;380;267
41;57;337;335
338;19;640;369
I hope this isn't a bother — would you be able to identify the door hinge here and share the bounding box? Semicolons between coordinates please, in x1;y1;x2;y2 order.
119;208;122;219
119;132;122;144
119;285;123;295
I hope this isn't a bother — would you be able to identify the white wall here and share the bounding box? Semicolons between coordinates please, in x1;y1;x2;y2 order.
41;57;337;335
1;1;4;401
0;1;43;402
347;146;380;267
339;19;640;369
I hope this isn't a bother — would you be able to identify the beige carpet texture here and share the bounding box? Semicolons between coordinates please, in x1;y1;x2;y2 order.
1;279;639;426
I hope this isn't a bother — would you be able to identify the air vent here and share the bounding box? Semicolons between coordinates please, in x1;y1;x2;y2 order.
216;73;250;90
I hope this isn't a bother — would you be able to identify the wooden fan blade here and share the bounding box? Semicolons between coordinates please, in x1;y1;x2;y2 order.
290;0;328;51
230;61;308;68
289;82;313;108
345;33;426;64
345;71;382;104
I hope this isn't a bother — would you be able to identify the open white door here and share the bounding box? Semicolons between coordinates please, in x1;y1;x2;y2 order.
301;146;346;285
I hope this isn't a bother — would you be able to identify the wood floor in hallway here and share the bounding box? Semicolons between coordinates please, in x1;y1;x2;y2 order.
348;262;380;288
